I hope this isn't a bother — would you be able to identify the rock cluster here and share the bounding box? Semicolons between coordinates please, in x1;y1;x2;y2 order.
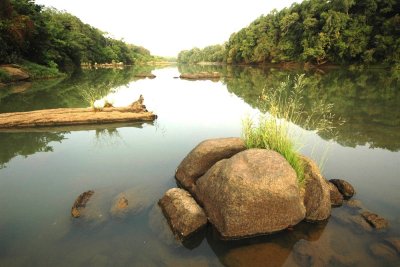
160;137;356;241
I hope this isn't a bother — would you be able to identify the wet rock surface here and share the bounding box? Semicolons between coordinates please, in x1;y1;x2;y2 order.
158;188;207;240
71;190;95;218
175;137;246;194
301;156;331;221
361;211;389;229
329;179;355;199
195;149;305;239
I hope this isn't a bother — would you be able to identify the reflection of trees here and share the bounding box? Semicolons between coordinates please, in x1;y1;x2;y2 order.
221;66;400;151
0;65;158;113
0;132;66;168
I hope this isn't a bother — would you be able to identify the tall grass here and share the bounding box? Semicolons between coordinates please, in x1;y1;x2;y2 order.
242;74;341;185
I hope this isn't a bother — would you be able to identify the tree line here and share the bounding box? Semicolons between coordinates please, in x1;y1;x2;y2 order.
0;0;154;71
178;0;400;66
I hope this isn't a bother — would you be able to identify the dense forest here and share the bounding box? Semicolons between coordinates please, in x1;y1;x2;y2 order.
0;0;154;71
178;0;400;66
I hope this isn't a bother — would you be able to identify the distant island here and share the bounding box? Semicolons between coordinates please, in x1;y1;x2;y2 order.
178;0;400;67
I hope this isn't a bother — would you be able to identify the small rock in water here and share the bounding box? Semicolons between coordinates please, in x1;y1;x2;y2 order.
110;195;129;217
158;188;207;240
117;196;128;209
361;211;389;229
329;179;355;199
327;181;343;207
71;190;95;218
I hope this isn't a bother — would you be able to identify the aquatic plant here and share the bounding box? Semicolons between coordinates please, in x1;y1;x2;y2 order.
242;74;341;184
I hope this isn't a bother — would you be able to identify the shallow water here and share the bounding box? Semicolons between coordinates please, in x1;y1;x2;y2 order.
0;65;399;266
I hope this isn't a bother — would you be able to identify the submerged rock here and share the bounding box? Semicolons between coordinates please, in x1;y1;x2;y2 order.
329;179;355;199
369;243;398;260
110;186;159;217
71;190;95;218
327;182;343;207
110;195;129;217
301;156;331;221
195;149;306;239
361;211;389;229
384;237;400;254
346;199;364;210
158;188;207;240
175;137;246;194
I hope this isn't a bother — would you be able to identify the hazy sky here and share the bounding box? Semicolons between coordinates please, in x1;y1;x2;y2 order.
35;0;298;57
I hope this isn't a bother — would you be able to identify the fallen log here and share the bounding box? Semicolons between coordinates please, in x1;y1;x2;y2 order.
0;96;157;129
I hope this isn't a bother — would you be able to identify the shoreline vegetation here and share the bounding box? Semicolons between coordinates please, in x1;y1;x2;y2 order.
0;0;170;85
177;0;400;68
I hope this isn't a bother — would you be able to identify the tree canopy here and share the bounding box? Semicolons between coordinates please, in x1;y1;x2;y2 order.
0;0;154;70
178;0;400;66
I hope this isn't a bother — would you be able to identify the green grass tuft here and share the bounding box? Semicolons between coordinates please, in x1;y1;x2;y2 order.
242;74;342;185
242;115;305;185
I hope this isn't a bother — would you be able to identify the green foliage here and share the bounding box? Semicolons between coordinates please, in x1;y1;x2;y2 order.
0;1;154;72
178;0;400;65
178;45;225;64
20;60;63;79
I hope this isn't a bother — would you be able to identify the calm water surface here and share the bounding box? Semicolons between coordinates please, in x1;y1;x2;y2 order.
0;65;399;266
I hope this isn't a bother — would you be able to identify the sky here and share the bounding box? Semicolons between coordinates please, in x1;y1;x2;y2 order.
35;0;299;57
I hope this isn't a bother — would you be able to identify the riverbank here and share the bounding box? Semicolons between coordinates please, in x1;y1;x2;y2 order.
0;61;65;87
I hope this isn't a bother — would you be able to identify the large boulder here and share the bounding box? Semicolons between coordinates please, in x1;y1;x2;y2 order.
301;156;331;221
175;137;246;193
158;188;207;240
195;149;306;239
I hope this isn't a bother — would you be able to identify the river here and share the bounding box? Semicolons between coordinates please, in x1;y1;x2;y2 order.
0;65;399;266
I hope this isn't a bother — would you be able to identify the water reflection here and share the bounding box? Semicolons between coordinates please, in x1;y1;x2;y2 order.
0;122;151;169
0;66;399;266
0;132;66;168
179;64;400;151
0;65;158;113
